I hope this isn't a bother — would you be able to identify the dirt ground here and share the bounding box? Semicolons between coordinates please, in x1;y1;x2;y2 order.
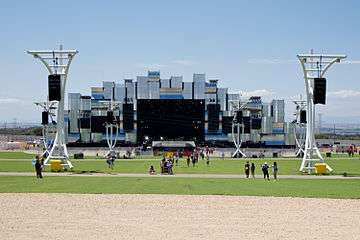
0;194;359;240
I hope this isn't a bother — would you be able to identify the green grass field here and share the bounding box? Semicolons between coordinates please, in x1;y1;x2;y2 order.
0;151;359;199
0;176;359;199
0;151;359;176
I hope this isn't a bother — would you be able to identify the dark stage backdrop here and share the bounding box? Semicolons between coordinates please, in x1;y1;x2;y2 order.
137;99;205;143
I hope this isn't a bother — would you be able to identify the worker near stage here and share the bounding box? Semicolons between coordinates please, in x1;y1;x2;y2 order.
272;162;278;180
261;162;270;181
244;161;250;178
34;155;43;179
250;163;256;178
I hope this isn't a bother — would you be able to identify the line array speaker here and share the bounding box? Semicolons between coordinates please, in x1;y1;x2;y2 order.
48;74;61;101
300;110;307;124
313;78;326;104
41;111;48;125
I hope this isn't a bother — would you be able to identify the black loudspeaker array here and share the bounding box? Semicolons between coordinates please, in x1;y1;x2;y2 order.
123;104;134;130
107;111;114;124
235;110;243;123
48;74;61;101
300;110;307;124
251;118;262;130
222;116;233;134
313;78;326;104
41;111;49;125
91;116;107;133
207;104;220;131
242;116;251;134
79;118;90;129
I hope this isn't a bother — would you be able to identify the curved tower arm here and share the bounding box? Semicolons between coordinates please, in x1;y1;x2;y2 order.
32;54;53;74
320;58;341;78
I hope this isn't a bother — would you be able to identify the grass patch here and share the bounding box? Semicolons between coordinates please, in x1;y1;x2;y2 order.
0;151;35;159
0;176;359;199
1;157;360;176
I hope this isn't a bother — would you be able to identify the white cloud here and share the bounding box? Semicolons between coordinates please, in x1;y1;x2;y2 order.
135;63;167;70
247;58;296;64
0;98;25;104
247;58;360;65
340;60;360;64
328;90;360;98
172;59;197;66
239;89;275;98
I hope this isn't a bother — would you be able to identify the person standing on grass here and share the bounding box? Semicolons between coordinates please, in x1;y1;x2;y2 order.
272;162;278;180
34;155;43;179
191;154;196;167
40;156;45;168
261;162;270;181
149;165;156;175
186;155;190;167
167;159;173;175
250;162;256;178
244;161;250;178
206;154;210;166
175;151;179;166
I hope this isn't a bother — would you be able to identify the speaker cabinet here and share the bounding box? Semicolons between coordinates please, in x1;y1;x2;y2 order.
79;118;90;129
41;111;48;125
207;104;220;131
243;116;251;134
314;78;326;104
48;74;61;101
235;110;243;123
123;104;134;130
222;116;233;134
251;118;262;130
107;111;114;124
300;110;307;124
91;116;107;133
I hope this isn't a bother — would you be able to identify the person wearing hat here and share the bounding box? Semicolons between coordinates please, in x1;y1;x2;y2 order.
261;162;270;181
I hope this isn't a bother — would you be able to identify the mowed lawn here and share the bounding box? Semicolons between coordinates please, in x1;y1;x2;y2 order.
0;151;360;176
0;176;359;199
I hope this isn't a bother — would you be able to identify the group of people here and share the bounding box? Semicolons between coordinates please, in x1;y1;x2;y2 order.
244;161;278;180
152;148;213;175
347;145;357;157
159;157;174;174
186;148;211;167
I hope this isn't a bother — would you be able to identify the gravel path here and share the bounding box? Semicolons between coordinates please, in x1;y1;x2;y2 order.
0;193;359;240
0;171;359;179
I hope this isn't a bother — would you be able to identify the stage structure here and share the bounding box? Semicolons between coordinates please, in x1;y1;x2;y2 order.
297;53;346;173
292;99;306;157
105;101;121;157
35;101;57;157
231;97;262;158
27;46;78;168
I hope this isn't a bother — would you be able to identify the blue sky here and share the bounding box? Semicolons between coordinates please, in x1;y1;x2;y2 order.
0;0;359;123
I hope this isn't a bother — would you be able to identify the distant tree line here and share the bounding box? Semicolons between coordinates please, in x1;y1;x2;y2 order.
316;133;360;140
0;127;42;136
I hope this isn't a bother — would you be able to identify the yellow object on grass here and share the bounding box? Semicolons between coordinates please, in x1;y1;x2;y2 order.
50;160;62;172
164;151;174;158
314;163;327;174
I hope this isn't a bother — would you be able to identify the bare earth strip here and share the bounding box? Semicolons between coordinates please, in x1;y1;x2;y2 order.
0;194;359;240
